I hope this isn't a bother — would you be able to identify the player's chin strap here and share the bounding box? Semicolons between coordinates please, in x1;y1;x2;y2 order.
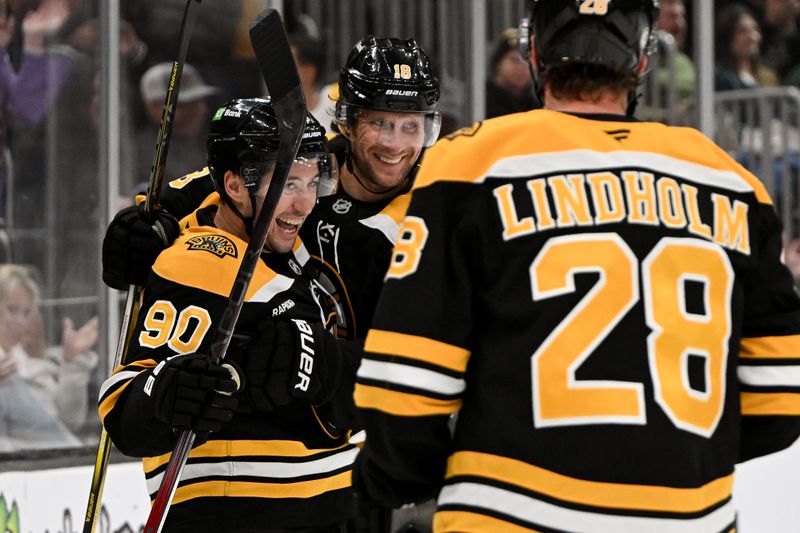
217;170;258;237
217;190;254;233
626;88;642;117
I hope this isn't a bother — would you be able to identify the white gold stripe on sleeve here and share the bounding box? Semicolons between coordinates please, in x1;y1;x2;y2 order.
481;150;754;194
738;365;800;387
437;482;736;533
249;274;295;303
357;359;465;396
98;370;141;401
147;445;359;494
359;213;400;245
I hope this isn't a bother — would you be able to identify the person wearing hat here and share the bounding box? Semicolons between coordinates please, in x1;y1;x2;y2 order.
485;27;538;119
134;62;220;194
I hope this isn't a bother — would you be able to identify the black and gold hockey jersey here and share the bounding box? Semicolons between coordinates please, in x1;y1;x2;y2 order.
152;136;412;340
98;206;356;531
353;110;800;533
302;179;410;340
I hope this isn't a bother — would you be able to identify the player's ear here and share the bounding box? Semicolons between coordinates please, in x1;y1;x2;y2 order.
224;170;245;200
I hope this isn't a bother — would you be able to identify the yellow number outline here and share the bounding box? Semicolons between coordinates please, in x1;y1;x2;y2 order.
530;234;732;438
386;216;429;280
579;0;609;15
393;63;412;80
138;300;212;355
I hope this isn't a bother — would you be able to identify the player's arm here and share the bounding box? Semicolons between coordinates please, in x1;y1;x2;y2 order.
352;183;476;507
101;169;216;290
98;277;236;457
315;337;365;430
738;201;800;462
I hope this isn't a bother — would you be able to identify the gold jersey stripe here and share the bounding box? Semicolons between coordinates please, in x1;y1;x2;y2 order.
98;379;134;422
380;193;412;228
446;451;733;514
143;439;352;471
354;383;461;416
364;329;470;372
153;226;281;299
740;335;800;360
741;392;800;415
178;191;222;228
169;470;352;504
98;359;156;421
416;110;771;205
434;510;542;533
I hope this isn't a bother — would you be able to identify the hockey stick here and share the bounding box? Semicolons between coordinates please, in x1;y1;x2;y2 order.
81;2;202;532
142;9;306;533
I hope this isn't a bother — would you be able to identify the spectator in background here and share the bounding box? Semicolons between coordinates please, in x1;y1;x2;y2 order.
0;369;80;451
0;0;74;224
5;0;95;299
715;3;779;91
126;0;264;100
485;27;537;119
762;0;800;78
761;0;800;84
0;265;81;451
654;0;695;102
0;265;98;434
290;33;336;131
135;62;219;195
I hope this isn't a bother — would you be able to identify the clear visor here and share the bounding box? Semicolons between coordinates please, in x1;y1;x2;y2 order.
244;152;338;201
340;105;442;149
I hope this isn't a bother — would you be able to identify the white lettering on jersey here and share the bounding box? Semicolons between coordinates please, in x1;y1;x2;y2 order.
272;299;296;316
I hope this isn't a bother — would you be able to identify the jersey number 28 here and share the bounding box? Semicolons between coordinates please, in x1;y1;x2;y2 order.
530;234;732;438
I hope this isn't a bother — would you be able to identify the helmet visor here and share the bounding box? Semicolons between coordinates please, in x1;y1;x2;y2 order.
245;152;338;201
339;105;442;149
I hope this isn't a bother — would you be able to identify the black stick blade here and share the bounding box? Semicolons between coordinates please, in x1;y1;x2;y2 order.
249;9;300;104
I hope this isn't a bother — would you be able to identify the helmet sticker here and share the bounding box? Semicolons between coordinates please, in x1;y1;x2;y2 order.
579;0;610;16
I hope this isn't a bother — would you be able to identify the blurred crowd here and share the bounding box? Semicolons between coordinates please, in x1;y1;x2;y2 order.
1;0;800;452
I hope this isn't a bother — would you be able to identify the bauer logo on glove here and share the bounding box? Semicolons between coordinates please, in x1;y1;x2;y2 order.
284;318;343;406
291;318;315;392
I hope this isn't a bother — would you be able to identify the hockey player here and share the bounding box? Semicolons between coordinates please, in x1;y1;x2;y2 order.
101;37;441;532
99;99;360;532
103;36;440;342
351;1;800;532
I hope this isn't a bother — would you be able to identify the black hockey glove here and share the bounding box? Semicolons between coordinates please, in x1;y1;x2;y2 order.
146;354;239;443
235;324;295;412
236;319;343;412
284;318;344;406
102;204;180;290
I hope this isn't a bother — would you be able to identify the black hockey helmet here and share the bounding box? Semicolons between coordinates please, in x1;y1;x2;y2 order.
336;36;441;147
524;0;659;77
206;98;336;229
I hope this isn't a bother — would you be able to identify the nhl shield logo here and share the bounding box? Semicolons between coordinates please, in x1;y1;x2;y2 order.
332;198;352;214
186;235;238;258
288;259;302;276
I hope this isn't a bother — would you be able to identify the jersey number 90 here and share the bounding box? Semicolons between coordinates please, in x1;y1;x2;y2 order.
138;300;212;355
